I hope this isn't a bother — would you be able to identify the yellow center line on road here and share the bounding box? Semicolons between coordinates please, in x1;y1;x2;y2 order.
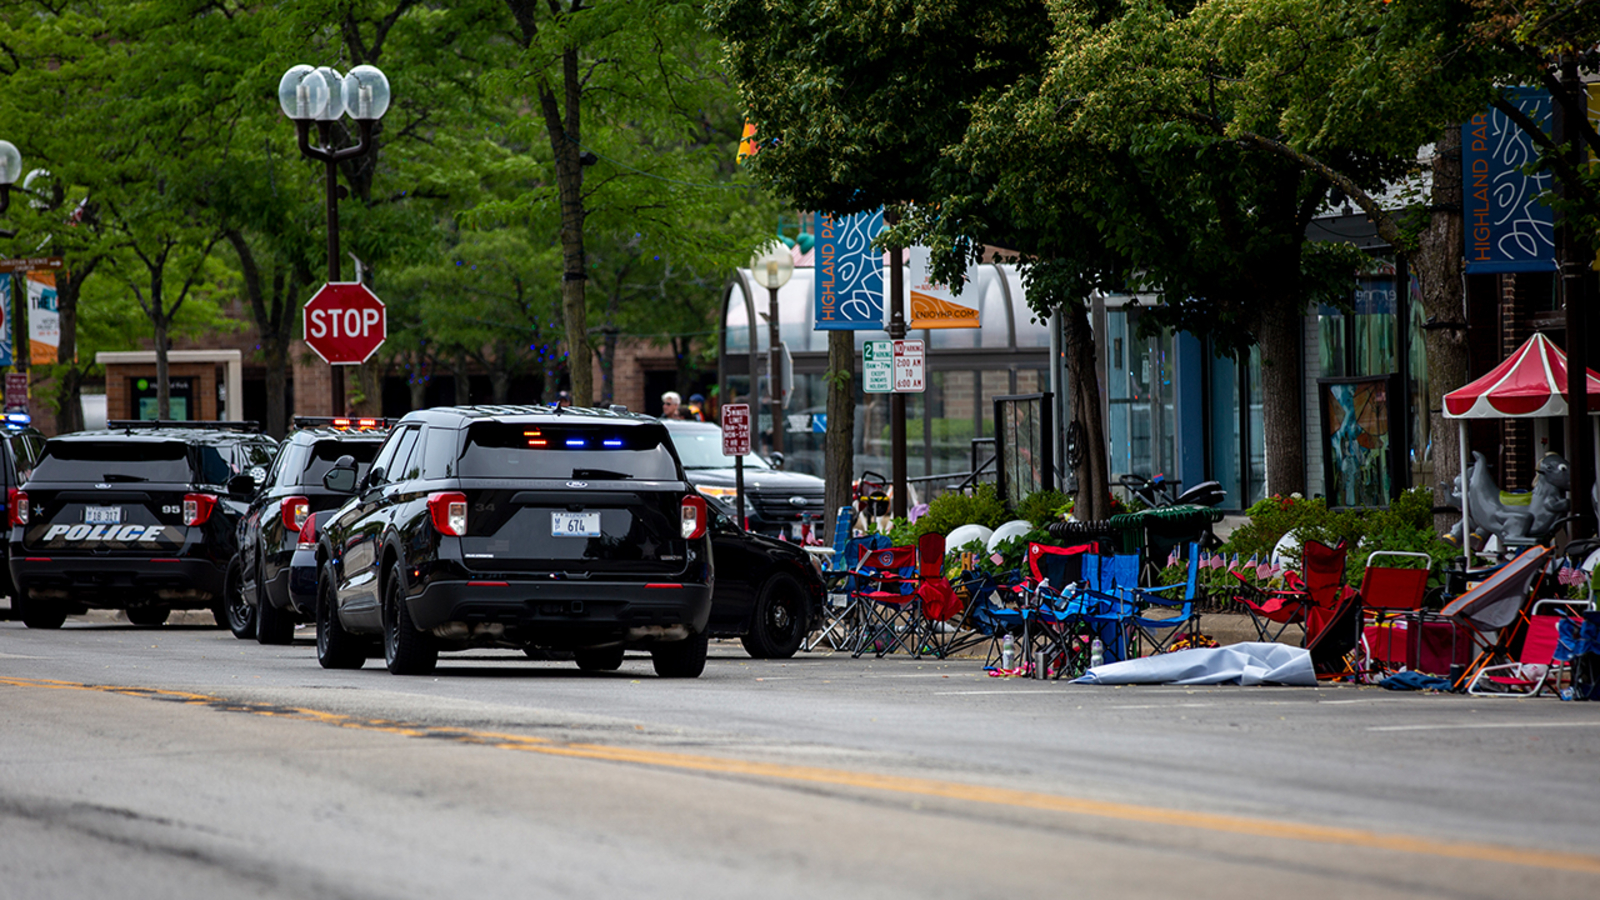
6;675;1599;875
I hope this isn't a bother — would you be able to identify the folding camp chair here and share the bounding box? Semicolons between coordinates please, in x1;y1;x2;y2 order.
1464;600;1588;697
1440;545;1551;689
1357;550;1434;678
1124;543;1203;654
848;533;944;658
935;568;1005;659
805;531;885;652
1021;543;1099;677
1231;540;1347;644
1081;551;1140;663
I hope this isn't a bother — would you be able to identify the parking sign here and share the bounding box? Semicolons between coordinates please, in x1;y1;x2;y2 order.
893;339;925;392
864;340;893;393
721;404;751;456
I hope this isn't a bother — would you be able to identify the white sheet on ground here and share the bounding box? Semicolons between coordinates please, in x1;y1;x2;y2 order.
1073;642;1317;686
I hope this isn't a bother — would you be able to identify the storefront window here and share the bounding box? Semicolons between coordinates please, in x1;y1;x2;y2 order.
1105;309;1175;482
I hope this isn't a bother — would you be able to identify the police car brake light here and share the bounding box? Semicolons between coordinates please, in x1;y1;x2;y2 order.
183;493;218;526
281;495;310;532
296;515;318;550
8;488;27;526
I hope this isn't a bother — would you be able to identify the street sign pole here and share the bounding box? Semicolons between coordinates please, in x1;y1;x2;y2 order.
888;243;907;520
722;403;752;528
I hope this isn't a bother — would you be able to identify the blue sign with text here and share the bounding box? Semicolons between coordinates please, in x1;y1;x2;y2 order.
813;209;884;330
1462;88;1557;274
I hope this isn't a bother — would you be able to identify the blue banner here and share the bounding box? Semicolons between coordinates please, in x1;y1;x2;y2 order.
814;209;884;330
1462;88;1556;274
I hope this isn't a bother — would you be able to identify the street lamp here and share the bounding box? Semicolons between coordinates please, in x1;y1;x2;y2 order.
278;63;391;413
749;241;793;457
0;140;21;239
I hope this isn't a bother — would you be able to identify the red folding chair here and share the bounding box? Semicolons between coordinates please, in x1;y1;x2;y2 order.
849;533;946;658
1232;540;1348;645
1357;551;1463;678
1465;605;1574;697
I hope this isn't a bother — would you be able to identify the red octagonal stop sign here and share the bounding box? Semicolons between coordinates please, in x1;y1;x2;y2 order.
304;282;387;365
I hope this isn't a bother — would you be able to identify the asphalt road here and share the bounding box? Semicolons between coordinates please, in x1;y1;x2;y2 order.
2;617;1598;899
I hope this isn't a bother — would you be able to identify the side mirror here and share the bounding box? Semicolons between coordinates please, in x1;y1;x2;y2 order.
324;455;359;493
768;451;784;470
227;473;257;500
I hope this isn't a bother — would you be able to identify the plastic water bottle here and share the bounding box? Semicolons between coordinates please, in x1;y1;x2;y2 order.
1090;638;1104;668
1001;633;1017;670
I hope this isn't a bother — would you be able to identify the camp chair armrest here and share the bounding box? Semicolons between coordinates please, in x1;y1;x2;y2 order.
1128;587;1186;607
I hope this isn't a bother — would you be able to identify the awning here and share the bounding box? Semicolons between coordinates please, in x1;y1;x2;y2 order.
1443;333;1600;419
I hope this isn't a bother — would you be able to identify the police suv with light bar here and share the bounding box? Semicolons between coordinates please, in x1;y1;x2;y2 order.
227;416;391;642
307;405;715;676
8;422;277;628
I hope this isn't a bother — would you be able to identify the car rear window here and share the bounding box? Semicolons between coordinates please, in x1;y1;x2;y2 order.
460;422;678;480
32;440;192;484
304;439;382;486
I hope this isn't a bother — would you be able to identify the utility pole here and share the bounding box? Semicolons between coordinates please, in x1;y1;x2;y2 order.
1556;56;1593;539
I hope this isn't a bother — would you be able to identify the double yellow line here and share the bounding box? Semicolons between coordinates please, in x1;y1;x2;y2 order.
5;675;1597;875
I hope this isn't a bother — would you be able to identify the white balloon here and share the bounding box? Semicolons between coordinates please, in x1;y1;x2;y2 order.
987;520;1033;554
945;524;993;554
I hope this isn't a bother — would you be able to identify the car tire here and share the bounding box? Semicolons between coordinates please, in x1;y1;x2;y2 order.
255;562;294;645
126;605;170;627
382;563;436;675
650;630;708;679
223;562;255;639
739;571;808;660
574;646;625;672
316;568;366;670
15;588;66;630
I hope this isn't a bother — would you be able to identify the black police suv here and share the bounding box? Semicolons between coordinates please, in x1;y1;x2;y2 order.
287;489;823;661
0;413;47;608
309;406;715;676
8;421;277;628
229;416;390;643
662;419;826;539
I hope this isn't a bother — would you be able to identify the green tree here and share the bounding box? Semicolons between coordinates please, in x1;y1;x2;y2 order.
485;0;766;408
710;0;1054;523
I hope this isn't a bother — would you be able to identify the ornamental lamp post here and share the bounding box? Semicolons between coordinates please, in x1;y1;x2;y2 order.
277;64;391;414
749;241;793;458
0;140;21;239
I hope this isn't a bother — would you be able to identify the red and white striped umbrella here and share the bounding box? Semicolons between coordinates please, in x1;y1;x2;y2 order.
1443;332;1600;419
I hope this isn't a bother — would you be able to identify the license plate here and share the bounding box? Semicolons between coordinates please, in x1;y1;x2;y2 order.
85;506;122;525
551;512;600;537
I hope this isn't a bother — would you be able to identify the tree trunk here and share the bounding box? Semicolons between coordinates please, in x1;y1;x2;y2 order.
490;365;510;403
153;314;171;420
1065;301;1111;521
1415;124;1469;535
262;336;288;437
454;354;471;405
53;265;90;434
544;44;592;407
824;330;857;539
1256;291;1305;496
408;354;427;410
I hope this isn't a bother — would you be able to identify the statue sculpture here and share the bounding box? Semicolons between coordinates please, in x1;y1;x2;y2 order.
1442;451;1570;547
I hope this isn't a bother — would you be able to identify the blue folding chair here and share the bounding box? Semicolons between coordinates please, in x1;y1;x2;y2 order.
1079;552;1140;664
1125;544;1202;653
